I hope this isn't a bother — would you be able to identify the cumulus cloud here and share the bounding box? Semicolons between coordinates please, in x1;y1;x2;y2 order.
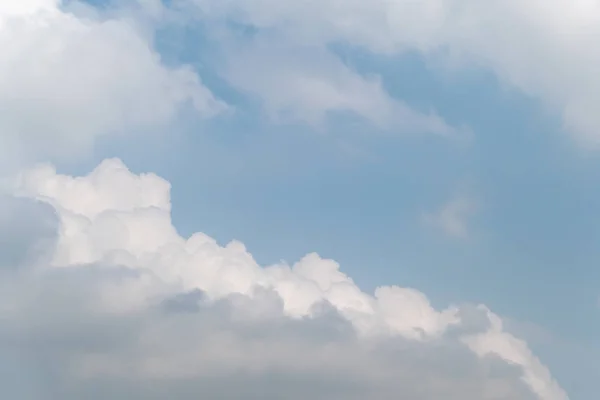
0;159;568;400
184;0;600;143
0;0;224;168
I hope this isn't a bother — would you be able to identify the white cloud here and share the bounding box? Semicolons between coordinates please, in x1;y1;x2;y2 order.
0;0;224;168
1;159;568;400
463;310;568;400
221;34;457;135
186;0;600;143
422;195;478;239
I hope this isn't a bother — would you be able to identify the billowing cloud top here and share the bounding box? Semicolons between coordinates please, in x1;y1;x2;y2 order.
1;159;567;400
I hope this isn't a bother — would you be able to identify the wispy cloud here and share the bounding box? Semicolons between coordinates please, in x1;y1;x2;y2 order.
422;195;479;239
185;0;600;145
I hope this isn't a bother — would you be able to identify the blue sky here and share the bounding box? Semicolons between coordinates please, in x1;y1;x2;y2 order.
2;1;599;399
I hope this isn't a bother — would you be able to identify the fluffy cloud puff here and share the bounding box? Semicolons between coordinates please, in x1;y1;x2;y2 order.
185;0;600;143
0;159;568;400
0;0;224;168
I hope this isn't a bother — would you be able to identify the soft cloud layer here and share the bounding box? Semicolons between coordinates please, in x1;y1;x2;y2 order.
186;0;600;142
0;0;223;167
1;159;568;400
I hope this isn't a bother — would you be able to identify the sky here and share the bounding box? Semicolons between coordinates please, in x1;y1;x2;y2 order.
1;0;599;399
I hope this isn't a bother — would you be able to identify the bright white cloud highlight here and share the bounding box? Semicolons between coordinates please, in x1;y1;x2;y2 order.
1;159;568;400
0;0;224;167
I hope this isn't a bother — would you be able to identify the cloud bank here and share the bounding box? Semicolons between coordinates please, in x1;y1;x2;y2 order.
0;159;568;400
